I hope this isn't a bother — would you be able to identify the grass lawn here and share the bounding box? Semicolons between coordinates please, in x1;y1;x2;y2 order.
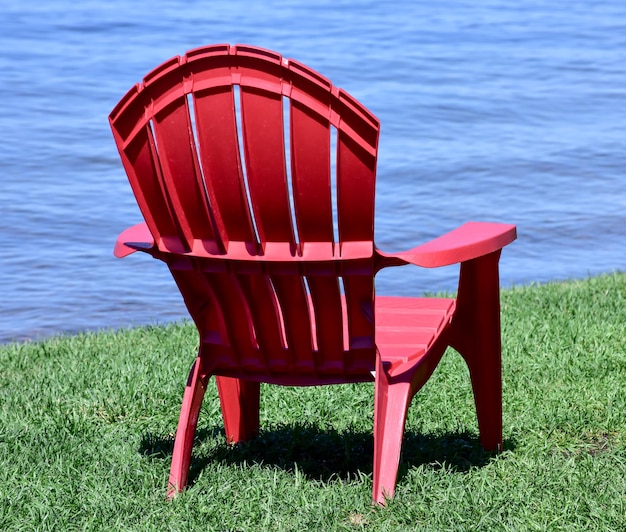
0;273;624;530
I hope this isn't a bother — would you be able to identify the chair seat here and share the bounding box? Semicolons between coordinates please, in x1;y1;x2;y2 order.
202;294;456;385
376;296;456;367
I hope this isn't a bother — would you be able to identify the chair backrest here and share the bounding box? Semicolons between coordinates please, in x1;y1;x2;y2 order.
110;44;381;384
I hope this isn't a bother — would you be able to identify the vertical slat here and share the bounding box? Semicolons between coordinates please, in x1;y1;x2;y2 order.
289;100;334;243
306;274;344;374
168;267;228;348
204;271;261;371
119;129;181;248
193;87;257;244
270;273;315;372
152;99;219;246
333;90;379;246
239;87;295;245
236;273;288;372
336;130;377;244
342;273;376;373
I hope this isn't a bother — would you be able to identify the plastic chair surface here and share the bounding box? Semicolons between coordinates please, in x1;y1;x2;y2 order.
110;43;517;505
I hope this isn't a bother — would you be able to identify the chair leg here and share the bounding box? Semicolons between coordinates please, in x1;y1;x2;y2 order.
466;344;502;451
372;358;412;505
452;252;503;452
216;376;261;444
168;357;209;498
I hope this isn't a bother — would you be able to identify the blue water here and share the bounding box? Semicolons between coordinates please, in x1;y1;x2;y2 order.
1;0;625;343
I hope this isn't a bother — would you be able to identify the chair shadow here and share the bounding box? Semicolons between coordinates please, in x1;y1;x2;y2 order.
140;424;515;487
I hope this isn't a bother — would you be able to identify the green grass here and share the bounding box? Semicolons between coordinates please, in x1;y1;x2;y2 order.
1;273;625;530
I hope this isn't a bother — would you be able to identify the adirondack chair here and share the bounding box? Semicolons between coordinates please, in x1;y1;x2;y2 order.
109;43;517;505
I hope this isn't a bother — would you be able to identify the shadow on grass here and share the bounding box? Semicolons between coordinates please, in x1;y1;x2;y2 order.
140;424;515;486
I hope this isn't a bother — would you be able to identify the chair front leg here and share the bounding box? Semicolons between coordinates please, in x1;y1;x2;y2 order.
168;357;210;498
372;356;412;505
450;251;503;452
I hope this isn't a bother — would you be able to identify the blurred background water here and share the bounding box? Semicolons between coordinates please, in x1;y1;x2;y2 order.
1;0;625;343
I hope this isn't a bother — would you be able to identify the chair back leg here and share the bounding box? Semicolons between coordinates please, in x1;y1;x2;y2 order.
216;376;261;444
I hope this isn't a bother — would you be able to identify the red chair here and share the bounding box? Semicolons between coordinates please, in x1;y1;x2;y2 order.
110;44;516;505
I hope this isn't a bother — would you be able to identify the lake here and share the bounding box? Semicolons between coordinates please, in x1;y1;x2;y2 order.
1;0;625;343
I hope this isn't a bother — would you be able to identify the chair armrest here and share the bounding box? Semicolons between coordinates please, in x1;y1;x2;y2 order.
113;223;156;258
379;222;517;268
